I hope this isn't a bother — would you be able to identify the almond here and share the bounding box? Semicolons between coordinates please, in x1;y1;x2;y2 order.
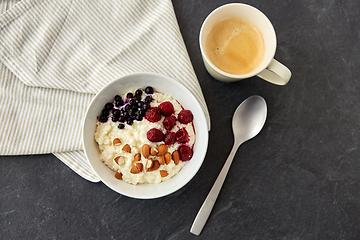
136;162;143;172
122;144;131;153
145;159;153;171
115;171;122;180
147;160;160;172
172;150;180;165
158;155;165;165
113;138;121;146
164;152;172;165
157;144;168;156
130;163;143;174
150;146;158;156
134;153;141;161
114;156;124;165
130;165;140;174
142;144;150;158
160;170;168;177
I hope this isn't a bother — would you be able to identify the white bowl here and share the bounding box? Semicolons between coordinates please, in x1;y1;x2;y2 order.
82;72;209;199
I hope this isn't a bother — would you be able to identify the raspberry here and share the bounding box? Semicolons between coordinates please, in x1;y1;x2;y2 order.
147;128;164;142
145;107;161;122
176;128;189;143
158;101;174;116
164;132;176;145
163;115;176;130
179;145;193;161
178;110;193;124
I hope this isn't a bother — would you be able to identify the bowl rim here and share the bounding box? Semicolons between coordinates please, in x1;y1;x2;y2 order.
82;72;209;199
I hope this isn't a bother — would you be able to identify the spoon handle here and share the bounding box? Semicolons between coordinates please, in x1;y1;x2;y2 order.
190;141;241;235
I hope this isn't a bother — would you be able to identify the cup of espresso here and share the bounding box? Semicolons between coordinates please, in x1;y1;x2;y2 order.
199;3;291;85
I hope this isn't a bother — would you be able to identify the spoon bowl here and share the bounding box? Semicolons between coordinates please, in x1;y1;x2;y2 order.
190;95;267;235
233;95;267;145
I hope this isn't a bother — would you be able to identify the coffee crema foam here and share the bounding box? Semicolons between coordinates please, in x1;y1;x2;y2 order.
205;16;265;75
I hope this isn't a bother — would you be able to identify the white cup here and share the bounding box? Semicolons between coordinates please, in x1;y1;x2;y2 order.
199;3;291;85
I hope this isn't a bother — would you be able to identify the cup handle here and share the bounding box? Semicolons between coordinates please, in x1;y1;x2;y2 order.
257;59;291;85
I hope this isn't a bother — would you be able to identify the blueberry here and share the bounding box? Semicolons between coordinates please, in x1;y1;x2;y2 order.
125;105;131;111
145;86;154;94
115;99;124;107
135;115;143;121
135;89;142;96
138;109;146;116
98;115;108;123
118;123;125;129
126;92;133;98
126;119;133;125
137;101;144;108
112;115;119;122
114;95;122;102
144;96;152;103
113;109;120;116
101;109;109;116
119;116;125;122
143;103;151;110
128;108;135;116
133;94;141;100
129;99;137;106
105;102;114;110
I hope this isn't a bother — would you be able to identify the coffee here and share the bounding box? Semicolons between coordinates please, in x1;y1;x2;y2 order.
205;16;265;75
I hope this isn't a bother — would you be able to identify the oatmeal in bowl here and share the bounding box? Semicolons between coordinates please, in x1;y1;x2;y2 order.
83;73;208;199
95;86;196;185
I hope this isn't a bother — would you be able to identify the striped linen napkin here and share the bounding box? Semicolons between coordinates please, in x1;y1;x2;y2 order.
0;0;210;182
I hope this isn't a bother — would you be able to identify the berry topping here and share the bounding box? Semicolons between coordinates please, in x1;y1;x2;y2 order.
115;100;124;107
126;92;133;98
145;107;161;122
135;89;143;96
104;102;114;110
133;94;141;100
128;108;136;116
135;115;143;121
98;115;108;123
145;86;154;94
144;96;153;103
138;109;146;117
164;132;176;145
143;103;151;110
118;123;125;129
129;99;137;106
119;116;125;122
137;101;144;108
178;110;193;124
147;128;164;142
176;128;189;143
101;109;109;116
114;95;122;102
179;145;193;161
126;119;133;125
112;115;119;122
158;101;174;116
163;115;176;130
113;109;120;116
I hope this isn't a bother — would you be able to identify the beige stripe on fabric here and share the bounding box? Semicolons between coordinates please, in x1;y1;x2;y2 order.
0;0;210;182
0;0;99;181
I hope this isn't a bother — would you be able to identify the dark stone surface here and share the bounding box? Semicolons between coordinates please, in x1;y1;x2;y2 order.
1;0;360;239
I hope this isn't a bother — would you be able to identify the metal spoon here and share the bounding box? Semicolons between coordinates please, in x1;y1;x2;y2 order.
190;95;267;235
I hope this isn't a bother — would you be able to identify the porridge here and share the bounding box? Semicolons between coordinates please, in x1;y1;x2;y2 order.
94;86;195;185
